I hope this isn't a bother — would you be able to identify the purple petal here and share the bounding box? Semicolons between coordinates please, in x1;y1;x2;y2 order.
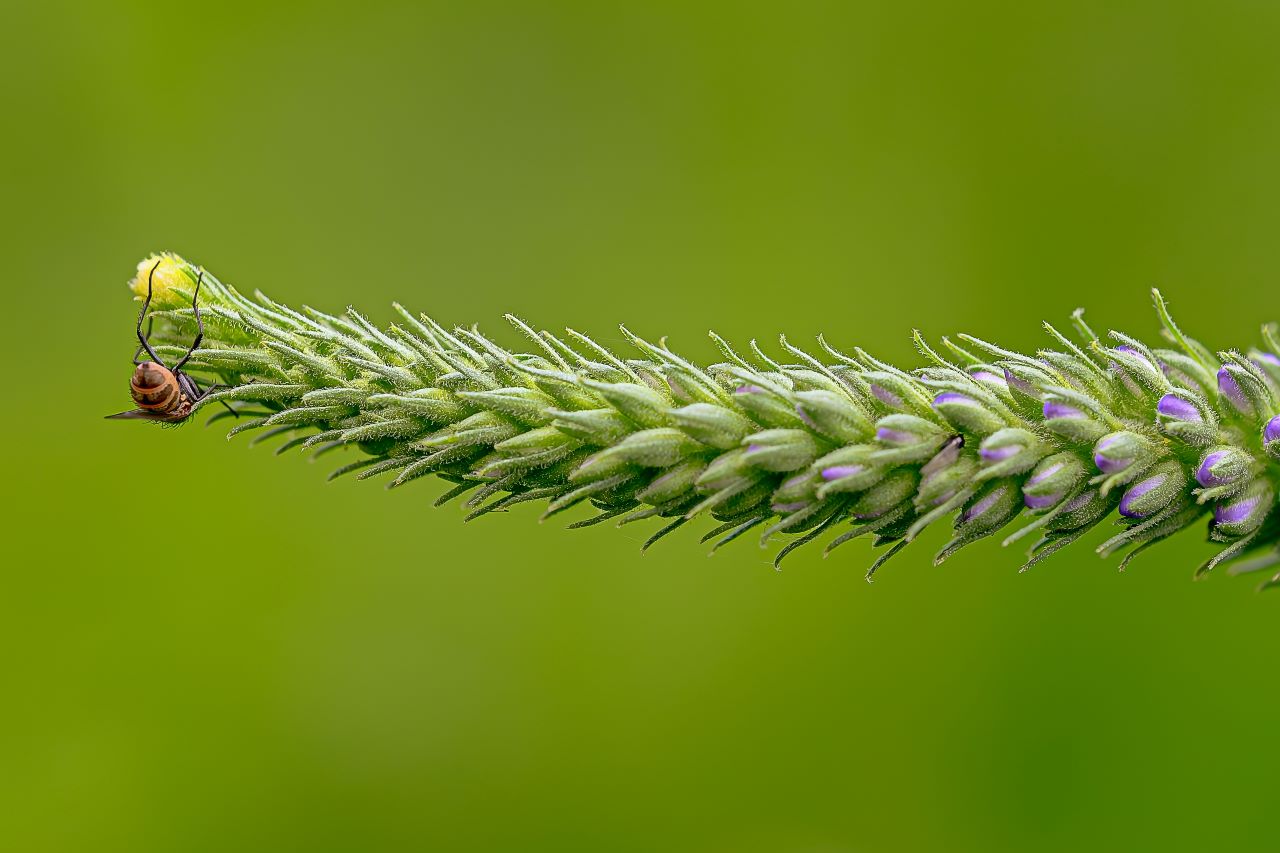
820;465;864;482
1156;394;1202;423
1215;496;1261;526
972;371;1003;384
875;427;914;445
979;444;1021;462
1043;401;1085;420
870;384;905;409
1003;369;1037;397
746;444;764;453
962;486;1008;523
1255;353;1280;366
1061;491;1095;514
1266;415;1280;443
735;384;765;395
933;392;977;407
1119;475;1166;519
1027;462;1063;486
1023;491;1060;510
794;405;817;429
1217;368;1250;413
1196;451;1231;487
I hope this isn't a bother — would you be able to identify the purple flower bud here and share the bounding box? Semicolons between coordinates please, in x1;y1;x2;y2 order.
1156;394;1202;423
1043;401;1085;420
971;370;1003;385
1119;474;1166;519
1061;491;1094;514
1255;353;1280;367
875;426;915;445
1214;495;1261;526
961;486;1007;524
933;391;977;407
1266;415;1280;443
1212;482;1274;535
870;384;905;409
1023;491;1060;510
1003;369;1037;397
1093;434;1131;474
1027;462;1063;486
1196;450;1231;487
747;444;763;453
794;405;817;430
979;444;1021;462
735;384;765;395
821;465;864;481
1217;368;1253;415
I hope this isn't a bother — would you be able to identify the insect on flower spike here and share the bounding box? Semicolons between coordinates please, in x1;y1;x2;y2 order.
114;253;1280;586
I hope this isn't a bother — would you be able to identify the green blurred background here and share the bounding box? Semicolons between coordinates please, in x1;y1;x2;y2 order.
3;2;1278;850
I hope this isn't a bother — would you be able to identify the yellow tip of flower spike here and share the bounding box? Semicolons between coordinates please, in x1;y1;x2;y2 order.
128;253;194;305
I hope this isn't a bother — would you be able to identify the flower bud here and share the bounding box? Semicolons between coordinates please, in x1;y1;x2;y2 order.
1109;345;1160;398
128;253;196;307
1003;365;1049;400
864;372;917;412
671;403;755;450
794;390;874;443
636;457;707;504
970;370;1008;395
916;436;977;508
1041;399;1108;443
731;384;804;429
850;469;918;519
1022;452;1086;510
1217;365;1267;418
932;391;1005;436
812;447;883;497
956;481;1021;536
1045;488;1111;532
585;380;672;429
873;415;945;448
574;428;699;480
741;429;819;472
1118;461;1186;519
1195;446;1252;489
1212;481;1274;538
1156;393;1202;423
1092;431;1150;476
1266;414;1280;443
977;427;1042;476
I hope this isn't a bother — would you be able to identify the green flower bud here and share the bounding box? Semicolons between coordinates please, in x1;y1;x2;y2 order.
583;380;672;428
636;457;707;505
670;403;755;450
955;480;1021;536
850;469;918;519
794;390;874;443
1045;488;1112;532
741;429;820;472
731;383;805;428
550;408;631;445
573;428;699;480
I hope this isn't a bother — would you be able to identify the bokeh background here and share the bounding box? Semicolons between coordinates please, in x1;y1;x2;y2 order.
3;2;1278;851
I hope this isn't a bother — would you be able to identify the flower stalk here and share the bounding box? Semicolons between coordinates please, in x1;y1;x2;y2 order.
122;254;1280;586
